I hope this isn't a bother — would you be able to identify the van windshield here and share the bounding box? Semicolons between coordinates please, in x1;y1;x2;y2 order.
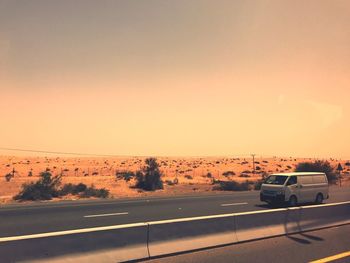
264;175;288;185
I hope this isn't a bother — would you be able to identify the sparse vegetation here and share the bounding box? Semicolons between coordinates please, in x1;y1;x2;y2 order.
5;173;14;182
14;172;61;201
165;180;175;186
222;171;235;176
135;158;163;191
1;156;348;204
80;185;109;198
14;171;109;201
295;160;337;183
59;183;87;195
116;171;135;182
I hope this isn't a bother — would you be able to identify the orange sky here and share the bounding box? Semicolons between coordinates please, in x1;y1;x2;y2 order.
0;1;349;158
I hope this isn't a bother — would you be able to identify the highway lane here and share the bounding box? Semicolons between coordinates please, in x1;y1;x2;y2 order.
0;186;349;238
146;224;350;263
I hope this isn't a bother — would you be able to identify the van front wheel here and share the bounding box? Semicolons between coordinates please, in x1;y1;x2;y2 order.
315;193;324;204
288;196;298;207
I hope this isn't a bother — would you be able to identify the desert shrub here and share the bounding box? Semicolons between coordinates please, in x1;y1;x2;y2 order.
5;173;14;182
206;172;213;178
345;162;350;166
184;175;193;180
211;178;220;185
165;179;179;186
14;172;62;201
165;180;174;186
59;183;87;195
222;171;235;176
59;183;75;195
255;166;261;171
135;158;163;191
213;180;250;191
295;160;337;183
80;186;109;198
75;183;88;193
239;173;250;178
116;171;135;182
242;170;252;174
254;180;264;190
28;170;33;177
15;171;109;200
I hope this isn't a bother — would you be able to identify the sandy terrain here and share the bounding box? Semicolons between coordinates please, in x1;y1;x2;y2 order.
1;155;349;204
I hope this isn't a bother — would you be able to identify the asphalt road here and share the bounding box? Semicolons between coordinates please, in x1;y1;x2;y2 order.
146;224;350;263
0;186;349;238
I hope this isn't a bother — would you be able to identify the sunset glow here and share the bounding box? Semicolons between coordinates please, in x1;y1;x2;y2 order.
1;1;349;158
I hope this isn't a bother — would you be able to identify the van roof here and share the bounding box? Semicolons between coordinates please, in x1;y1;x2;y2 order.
271;172;326;176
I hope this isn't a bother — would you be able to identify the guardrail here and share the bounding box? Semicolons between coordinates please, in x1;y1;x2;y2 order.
0;201;349;262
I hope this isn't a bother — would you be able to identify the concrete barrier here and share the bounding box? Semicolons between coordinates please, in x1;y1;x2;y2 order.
299;201;350;232
0;223;149;263
148;202;350;257
148;214;237;257
234;207;300;242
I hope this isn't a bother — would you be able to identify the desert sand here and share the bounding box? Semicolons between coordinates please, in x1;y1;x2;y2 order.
1;155;349;204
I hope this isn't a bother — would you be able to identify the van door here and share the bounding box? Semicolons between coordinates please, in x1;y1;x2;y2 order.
312;174;328;200
285;176;298;201
298;175;313;202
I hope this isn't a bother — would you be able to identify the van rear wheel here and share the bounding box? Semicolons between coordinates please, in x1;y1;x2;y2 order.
288;195;297;207
315;193;324;204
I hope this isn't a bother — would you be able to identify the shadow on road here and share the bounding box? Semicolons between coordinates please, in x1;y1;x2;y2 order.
286;235;311;244
286;232;324;245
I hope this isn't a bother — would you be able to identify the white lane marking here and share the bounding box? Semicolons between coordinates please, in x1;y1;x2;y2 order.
84;212;129;218
0;193;254;211
220;202;248;207
1;201;348;243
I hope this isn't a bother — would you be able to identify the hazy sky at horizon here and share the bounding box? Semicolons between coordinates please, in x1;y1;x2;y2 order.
1;0;349;158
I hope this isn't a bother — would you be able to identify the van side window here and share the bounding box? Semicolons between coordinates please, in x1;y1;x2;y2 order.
287;176;297;186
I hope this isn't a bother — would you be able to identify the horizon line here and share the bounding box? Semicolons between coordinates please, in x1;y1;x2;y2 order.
0;147;348;160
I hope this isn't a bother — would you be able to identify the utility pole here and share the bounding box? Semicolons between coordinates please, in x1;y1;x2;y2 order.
251;154;256;174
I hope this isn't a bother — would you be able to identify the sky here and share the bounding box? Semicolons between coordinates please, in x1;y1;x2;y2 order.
0;0;349;158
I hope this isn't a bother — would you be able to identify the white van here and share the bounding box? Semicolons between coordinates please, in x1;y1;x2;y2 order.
260;172;329;206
